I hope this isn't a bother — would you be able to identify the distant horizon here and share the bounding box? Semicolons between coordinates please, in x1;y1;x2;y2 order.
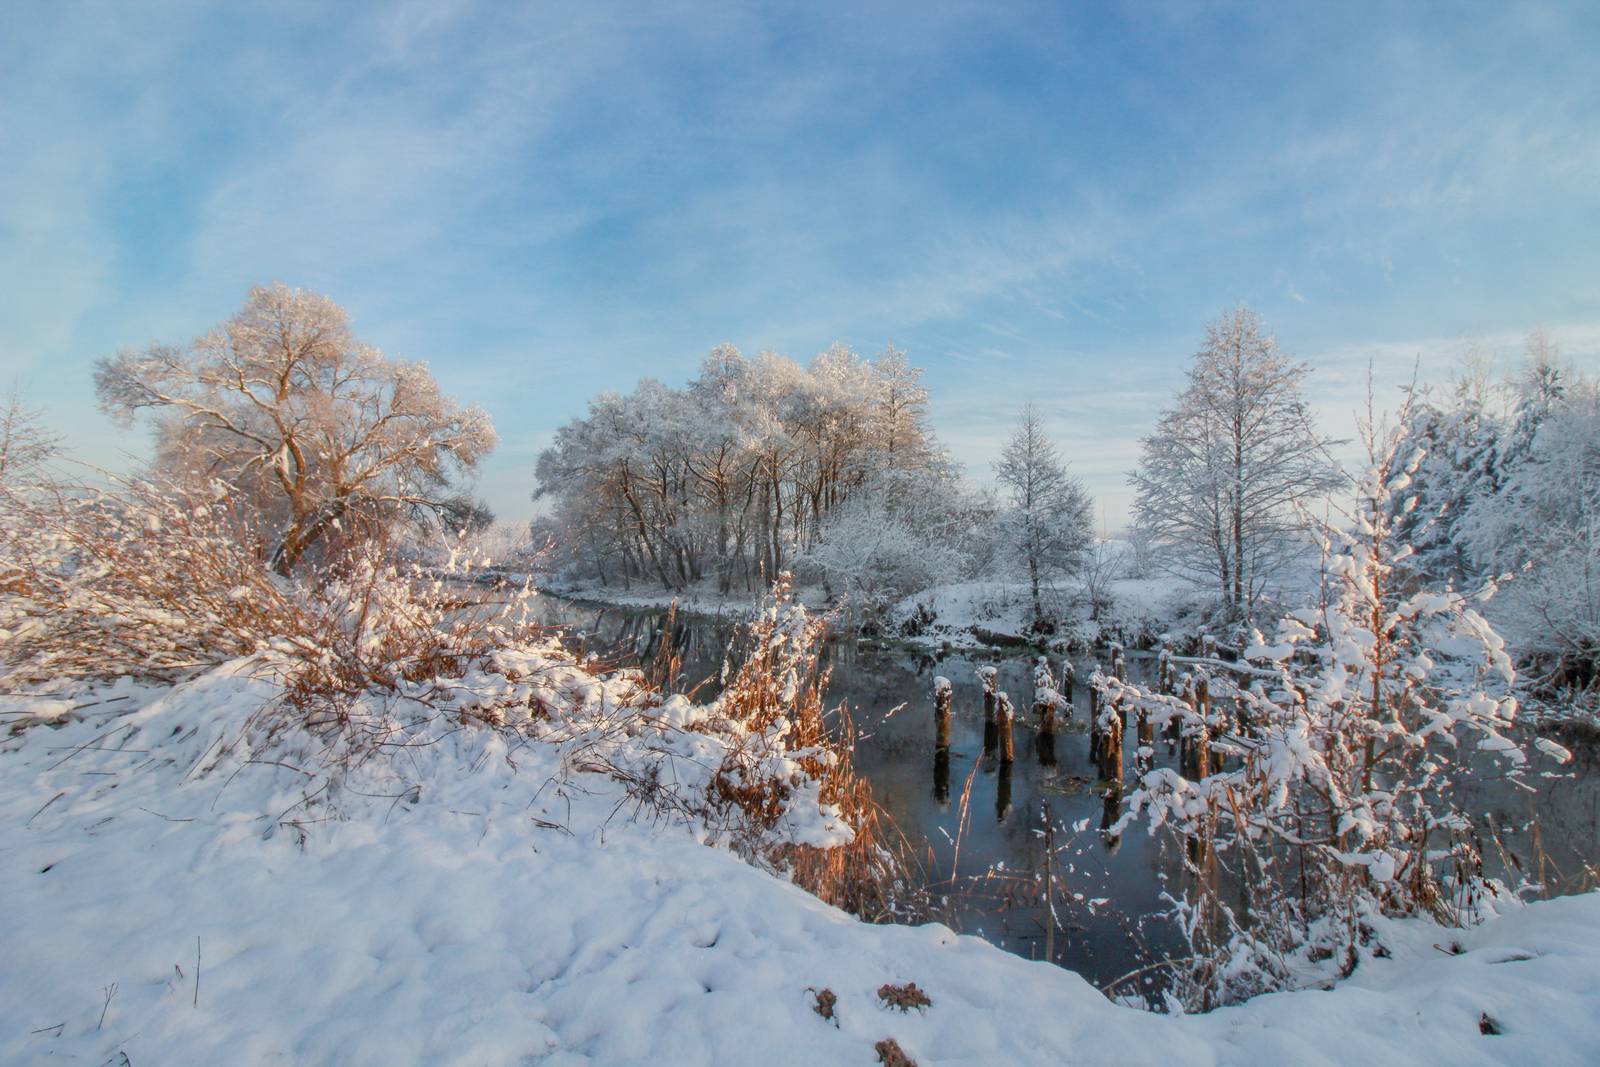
6;1;1598;526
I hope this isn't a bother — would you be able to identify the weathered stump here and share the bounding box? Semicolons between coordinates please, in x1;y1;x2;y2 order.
996;691;1015;764
978;665;998;756
1181;674;1211;782
1088;673;1101;765
1097;703;1123;785
933;676;952;749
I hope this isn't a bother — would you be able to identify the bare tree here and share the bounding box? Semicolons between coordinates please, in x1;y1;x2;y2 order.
95;283;497;576
0;379;64;491
1130;305;1338;617
993;402;1093;629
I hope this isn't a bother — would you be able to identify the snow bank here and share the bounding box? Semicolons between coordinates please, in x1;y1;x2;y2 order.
4;667;1599;1066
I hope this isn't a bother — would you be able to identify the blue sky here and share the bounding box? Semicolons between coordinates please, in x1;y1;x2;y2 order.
4;0;1598;525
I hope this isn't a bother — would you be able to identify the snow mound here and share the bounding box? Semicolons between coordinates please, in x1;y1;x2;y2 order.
4;665;1600;1065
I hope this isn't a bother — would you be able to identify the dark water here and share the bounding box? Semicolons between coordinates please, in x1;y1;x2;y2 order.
528;595;1189;995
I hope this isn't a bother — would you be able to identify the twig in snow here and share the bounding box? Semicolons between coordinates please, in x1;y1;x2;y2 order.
97;983;117;1029
137;808;194;822
26;791;66;825
194;937;200;1008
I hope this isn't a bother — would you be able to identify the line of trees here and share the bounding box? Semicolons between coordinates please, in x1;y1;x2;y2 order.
534;344;956;595
534;345;1100;620
1392;325;1599;692
1130;307;1596;692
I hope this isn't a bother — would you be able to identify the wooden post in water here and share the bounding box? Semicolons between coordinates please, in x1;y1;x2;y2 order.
996;691;1015;764
933;675;952;809
934;676;952;749
1059;657;1075;718
978;665;998;756
1182;674;1211;782
1087;669;1100;767
1135;699;1154;777
1033;657;1058;767
1097;697;1123;786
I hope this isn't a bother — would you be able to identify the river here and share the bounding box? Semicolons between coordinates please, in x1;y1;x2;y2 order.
521;591;1600;1003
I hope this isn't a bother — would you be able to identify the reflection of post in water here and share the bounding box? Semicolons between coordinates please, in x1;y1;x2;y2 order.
933;745;951;809
996;758;1013;822
1100;783;1123;853
978;664;998;756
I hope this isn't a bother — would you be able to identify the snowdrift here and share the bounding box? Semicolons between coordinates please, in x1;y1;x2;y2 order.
4;659;1599;1066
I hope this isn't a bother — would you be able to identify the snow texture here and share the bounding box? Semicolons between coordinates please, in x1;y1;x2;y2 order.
4;669;1599;1066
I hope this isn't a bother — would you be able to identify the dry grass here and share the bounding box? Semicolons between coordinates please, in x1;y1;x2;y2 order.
695;578;934;923
0;477;549;752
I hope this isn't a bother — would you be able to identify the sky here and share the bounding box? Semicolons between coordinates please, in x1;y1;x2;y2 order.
3;0;1598;527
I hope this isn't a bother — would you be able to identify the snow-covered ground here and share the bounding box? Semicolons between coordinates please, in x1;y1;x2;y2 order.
5;664;1599;1066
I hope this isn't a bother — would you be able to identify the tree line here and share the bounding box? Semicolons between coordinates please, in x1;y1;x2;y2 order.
532;345;1096;623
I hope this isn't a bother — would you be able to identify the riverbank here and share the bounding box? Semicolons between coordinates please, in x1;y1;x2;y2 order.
5;660;1600;1066
540;572;1194;654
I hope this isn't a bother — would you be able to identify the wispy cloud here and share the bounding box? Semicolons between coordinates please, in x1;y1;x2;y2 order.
4;1;1599;524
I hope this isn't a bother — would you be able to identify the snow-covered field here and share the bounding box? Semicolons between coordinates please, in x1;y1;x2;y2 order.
5;664;1599;1066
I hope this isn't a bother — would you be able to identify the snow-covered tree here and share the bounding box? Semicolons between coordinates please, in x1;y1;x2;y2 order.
1104;398;1559;1006
992;402;1093;629
1458;325;1572;575
1130;305;1339;618
94;284;497;576
536;343;956;595
1390;334;1505;587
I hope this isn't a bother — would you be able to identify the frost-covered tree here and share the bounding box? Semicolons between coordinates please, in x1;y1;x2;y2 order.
1390;334;1506;587
993;402;1093;629
1131;305;1338;618
1458;325;1571;575
1103;399;1559;1006
536;343;955;594
95;284;497;576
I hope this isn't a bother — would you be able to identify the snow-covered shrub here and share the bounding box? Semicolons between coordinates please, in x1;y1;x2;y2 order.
612;577;919;922
1100;404;1569;1009
0;478;546;751
1;482;898;919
